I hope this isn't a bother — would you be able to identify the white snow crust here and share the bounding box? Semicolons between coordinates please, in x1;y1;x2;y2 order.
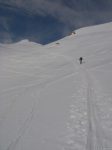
0;22;112;150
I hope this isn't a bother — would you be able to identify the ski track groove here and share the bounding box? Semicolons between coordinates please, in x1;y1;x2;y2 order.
0;55;77;150
0;72;75;95
65;61;106;150
86;70;104;150
4;72;76;150
1;52;112;150
6;92;37;150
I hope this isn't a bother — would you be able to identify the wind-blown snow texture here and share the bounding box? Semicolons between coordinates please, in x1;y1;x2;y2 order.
0;22;112;150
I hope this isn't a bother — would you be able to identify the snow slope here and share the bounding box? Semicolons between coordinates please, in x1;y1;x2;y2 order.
0;22;112;150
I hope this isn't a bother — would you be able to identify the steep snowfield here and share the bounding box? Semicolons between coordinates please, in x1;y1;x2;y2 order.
0;22;112;150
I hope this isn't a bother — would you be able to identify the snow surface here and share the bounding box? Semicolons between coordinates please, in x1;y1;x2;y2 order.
0;22;112;150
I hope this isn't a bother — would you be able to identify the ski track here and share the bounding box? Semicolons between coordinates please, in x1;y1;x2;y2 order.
63;73;88;149
1;53;112;150
63;60;112;150
1;56;112;150
86;70;104;150
86;70;112;149
1;73;76;150
1;23;112;150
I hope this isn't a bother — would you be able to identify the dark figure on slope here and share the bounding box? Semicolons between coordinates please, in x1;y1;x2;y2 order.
79;57;83;64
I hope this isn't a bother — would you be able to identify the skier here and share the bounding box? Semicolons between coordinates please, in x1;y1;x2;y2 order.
79;57;83;64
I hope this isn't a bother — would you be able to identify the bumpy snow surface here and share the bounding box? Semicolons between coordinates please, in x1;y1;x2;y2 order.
0;22;112;150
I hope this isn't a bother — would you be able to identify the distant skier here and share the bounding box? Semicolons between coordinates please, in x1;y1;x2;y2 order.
79;57;83;64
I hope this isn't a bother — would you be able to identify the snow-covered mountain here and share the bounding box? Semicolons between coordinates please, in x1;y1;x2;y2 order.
0;3;69;44
1;0;112;44
0;22;112;149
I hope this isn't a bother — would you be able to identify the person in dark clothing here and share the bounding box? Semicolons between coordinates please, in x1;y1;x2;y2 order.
79;57;83;64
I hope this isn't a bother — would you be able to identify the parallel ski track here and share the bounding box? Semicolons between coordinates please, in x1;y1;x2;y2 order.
86;70;104;150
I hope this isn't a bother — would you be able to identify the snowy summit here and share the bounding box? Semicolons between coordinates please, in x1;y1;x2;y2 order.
0;22;112;149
